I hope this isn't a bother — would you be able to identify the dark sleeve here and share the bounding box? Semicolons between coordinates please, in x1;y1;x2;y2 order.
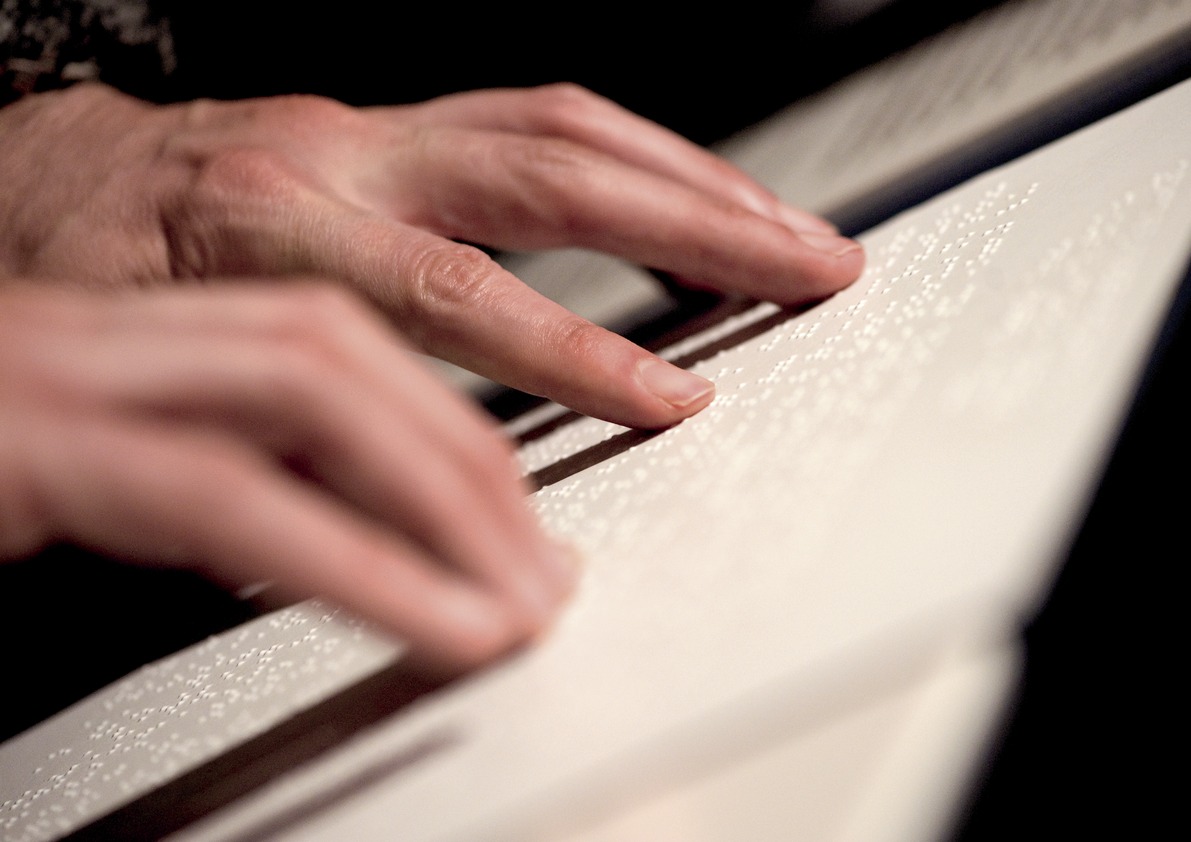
0;0;175;106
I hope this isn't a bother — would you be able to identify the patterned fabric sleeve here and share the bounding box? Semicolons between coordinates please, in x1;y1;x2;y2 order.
0;0;175;106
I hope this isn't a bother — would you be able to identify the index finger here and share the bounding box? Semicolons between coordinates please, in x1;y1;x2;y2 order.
202;197;719;428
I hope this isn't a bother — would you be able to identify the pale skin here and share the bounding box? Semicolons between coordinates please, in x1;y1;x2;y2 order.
0;82;864;669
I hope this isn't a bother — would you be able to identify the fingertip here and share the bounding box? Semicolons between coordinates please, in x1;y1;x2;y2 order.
422;557;580;671
793;232;866;297
528;321;717;429
571;354;714;429
471;535;579;653
832;238;867;284
419;586;526;669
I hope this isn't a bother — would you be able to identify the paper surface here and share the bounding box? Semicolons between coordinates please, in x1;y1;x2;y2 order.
557;643;1019;842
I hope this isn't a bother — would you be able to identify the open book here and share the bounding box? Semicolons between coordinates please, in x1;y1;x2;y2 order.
2;2;1189;840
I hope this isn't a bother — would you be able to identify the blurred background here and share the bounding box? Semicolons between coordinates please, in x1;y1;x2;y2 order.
157;0;1005;144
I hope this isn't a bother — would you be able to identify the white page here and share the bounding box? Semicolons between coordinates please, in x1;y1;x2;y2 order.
558;643;1019;842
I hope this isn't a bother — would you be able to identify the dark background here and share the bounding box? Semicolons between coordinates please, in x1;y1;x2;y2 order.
158;0;1005;145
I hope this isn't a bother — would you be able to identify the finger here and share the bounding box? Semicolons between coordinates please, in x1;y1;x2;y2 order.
163;158;720;427
239;211;719;428
163;117;860;305
25;414;533;668
15;284;576;617
383;84;837;234
380;127;864;303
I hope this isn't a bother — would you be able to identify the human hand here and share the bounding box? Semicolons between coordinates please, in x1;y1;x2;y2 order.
0;82;863;428
0;282;576;668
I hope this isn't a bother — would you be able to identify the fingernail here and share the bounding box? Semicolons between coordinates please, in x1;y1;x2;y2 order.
801;232;864;258
638;359;715;409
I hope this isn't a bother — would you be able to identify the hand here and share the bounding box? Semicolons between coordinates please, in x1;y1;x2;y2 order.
0;82;863;428
0;282;576;668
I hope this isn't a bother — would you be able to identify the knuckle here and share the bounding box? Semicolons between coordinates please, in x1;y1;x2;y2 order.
263;93;354;125
404;242;505;324
165;145;306;276
522;82;608;133
43;81;136;121
256;94;370;144
551;313;610;365
184;145;301;205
